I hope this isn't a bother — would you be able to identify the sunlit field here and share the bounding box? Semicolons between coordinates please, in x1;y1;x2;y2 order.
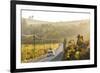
21;43;59;63
21;17;90;62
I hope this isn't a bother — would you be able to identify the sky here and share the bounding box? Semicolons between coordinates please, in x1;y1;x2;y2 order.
22;10;90;22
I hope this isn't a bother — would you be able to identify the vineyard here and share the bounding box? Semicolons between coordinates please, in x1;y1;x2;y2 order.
21;18;90;62
21;43;59;63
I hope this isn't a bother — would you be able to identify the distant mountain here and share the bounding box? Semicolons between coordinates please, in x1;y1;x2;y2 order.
22;18;50;25
21;18;90;43
22;18;89;25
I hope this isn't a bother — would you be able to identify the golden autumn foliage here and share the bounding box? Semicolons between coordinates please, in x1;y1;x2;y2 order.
64;34;90;60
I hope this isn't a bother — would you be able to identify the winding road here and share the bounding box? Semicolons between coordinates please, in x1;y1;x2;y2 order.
29;43;64;62
39;43;64;62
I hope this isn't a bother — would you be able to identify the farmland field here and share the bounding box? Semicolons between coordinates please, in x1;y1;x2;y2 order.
21;17;90;62
21;43;59;63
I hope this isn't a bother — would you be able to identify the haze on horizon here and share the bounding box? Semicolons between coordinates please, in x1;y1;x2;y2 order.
22;10;90;22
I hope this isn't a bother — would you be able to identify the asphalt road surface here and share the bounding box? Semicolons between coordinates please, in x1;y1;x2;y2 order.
37;43;64;62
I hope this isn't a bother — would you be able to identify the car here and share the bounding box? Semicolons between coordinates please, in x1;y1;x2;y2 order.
47;48;55;57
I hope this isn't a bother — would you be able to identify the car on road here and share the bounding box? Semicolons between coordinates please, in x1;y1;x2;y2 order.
47;48;55;57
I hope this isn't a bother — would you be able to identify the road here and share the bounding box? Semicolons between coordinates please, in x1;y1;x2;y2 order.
35;43;64;62
28;43;64;63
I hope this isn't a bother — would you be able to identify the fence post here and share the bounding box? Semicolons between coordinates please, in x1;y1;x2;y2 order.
33;34;35;58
